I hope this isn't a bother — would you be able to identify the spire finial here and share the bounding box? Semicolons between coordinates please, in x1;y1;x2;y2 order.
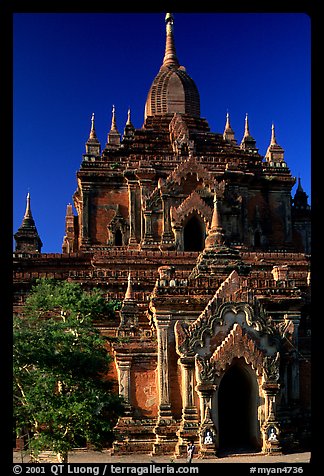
270;122;277;145
162;13;180;68
225;111;231;131
111;105;118;132
126;107;132;126
89;112;98;140
244;113;250;138
24;191;33;220
223;110;236;143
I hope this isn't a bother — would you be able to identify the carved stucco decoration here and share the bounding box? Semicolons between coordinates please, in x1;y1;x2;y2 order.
145;156;216;209
175;300;260;358
195;323;266;384
174;269;284;392
263;352;280;383
168;156;215;189
169;112;191;154
214;179;226;199
170;190;213;227
175;270;275;357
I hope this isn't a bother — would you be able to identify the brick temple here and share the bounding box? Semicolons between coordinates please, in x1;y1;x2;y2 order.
14;13;311;457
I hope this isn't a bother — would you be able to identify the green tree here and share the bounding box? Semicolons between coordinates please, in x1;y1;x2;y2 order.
13;279;123;463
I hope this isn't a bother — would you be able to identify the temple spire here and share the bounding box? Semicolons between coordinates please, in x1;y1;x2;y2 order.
123;107;135;141
296;176;304;193
293;177;309;211
89;112;98;140
23;192;33;224
14;192;43;253
243;113;250;139
118;272;139;336
124;272;134;301
270;123;277;146
85;112;100;156
205;192;225;249
223;111;236;143
110;105;118;132
106;105;121;148
265;122;284;163
126;108;132;126
240;113;257;151
210;193;223;235
162;13;180;68
20;191;37;230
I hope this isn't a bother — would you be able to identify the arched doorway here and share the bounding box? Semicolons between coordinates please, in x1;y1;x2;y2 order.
183;215;205;251
217;359;260;453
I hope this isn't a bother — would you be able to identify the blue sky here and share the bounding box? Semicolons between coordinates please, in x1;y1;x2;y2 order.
13;12;311;253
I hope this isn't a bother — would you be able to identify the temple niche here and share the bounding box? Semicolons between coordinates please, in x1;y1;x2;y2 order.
13;13;311;458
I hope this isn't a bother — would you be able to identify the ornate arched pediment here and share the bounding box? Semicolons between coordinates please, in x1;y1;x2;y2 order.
175;271;278;358
168;156;215;189
145;156;217;211
195;323;281;388
175;301;255;357
175;271;240;355
210;323;265;376
195;323;266;384
170;190;213;227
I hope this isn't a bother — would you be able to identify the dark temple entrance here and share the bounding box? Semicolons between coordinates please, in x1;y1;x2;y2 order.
218;359;260;453
183;215;205;251
115;229;123;246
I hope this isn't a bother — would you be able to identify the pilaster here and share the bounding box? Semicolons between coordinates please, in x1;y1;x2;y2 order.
141;210;154;247
160;194;174;250
80;185;91;248
116;354;133;416
175;357;199;457
262;382;282;454
125;176;139;249
135;165;155;244
289;314;301;401
195;383;218;457
152;315;178;455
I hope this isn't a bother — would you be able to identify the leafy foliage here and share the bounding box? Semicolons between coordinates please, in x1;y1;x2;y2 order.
13;279;124;461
